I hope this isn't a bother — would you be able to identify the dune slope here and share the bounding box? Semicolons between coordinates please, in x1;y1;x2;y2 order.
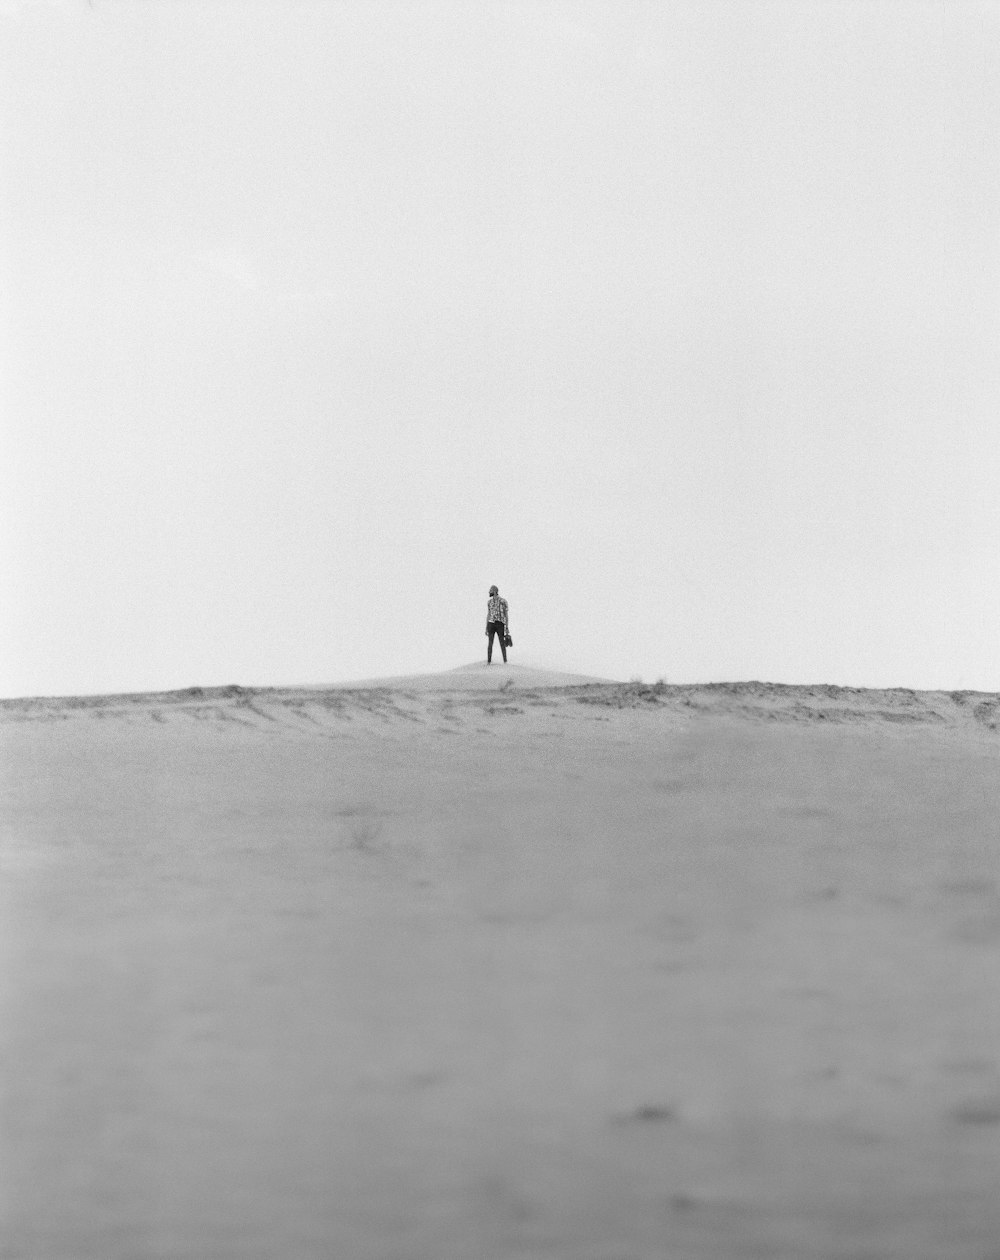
2;673;999;1259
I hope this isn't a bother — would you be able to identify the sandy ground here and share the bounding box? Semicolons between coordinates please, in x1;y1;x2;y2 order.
2;663;1000;1259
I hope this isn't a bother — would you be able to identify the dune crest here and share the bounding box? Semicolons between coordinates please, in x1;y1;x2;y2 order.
1;675;998;733
0;676;997;741
335;661;617;691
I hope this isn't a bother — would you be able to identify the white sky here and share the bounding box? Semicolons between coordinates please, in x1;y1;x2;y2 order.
2;0;998;696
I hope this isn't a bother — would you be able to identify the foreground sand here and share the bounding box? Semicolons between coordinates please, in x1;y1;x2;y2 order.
3;664;1000;1259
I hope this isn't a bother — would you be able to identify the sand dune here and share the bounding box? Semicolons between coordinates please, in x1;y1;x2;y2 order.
3;666;997;732
329;660;620;690
3;668;1000;1258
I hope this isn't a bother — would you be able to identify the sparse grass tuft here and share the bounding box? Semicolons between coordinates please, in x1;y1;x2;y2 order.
577;680;667;708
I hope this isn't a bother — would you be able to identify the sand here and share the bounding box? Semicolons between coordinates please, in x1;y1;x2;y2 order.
2;663;1000;1259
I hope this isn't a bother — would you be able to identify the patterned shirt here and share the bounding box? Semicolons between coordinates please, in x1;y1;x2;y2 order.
487;594;508;627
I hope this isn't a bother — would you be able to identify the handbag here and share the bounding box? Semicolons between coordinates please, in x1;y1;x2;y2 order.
504;632;513;648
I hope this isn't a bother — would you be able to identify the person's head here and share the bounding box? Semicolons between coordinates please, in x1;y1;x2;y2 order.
489;585;498;596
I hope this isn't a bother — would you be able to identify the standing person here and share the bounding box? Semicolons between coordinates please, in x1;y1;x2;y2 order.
485;584;509;664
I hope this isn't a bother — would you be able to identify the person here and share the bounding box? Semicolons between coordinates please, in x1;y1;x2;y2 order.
485;584;509;664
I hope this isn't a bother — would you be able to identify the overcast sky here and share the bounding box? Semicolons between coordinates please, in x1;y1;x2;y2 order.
2;0;998;696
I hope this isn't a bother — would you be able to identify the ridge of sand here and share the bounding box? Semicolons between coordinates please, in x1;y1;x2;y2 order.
0;661;611;708
327;660;618;691
1;672;998;736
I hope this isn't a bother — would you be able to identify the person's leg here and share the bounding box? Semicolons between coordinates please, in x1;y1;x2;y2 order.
487;623;495;663
500;627;507;663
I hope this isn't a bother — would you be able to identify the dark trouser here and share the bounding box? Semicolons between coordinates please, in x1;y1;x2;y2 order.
487;621;507;663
